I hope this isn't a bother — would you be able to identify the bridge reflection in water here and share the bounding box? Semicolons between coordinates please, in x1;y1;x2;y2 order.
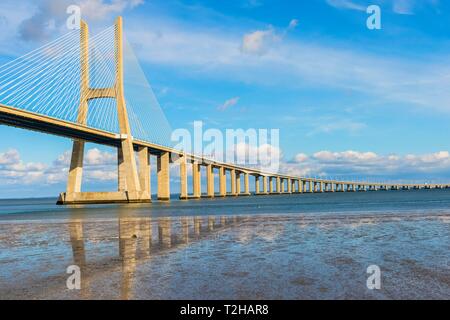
68;214;245;299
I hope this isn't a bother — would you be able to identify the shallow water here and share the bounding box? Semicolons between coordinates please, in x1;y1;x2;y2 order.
0;191;449;299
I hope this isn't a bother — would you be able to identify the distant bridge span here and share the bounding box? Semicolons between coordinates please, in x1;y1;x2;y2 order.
0;17;448;205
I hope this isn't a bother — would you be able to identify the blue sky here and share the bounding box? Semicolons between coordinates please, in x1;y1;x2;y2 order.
1;0;450;198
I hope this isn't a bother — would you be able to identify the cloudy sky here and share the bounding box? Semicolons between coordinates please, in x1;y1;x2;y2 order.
1;0;450;198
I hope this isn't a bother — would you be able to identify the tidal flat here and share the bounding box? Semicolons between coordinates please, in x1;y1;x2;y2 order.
0;205;449;299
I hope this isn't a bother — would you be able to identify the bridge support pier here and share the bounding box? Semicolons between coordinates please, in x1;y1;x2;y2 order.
236;172;241;195
255;176;260;194
179;155;188;200
192;162;201;199
263;176;268;194
157;152;170;201
58;17;151;205
276;177;281;194
219;167;226;197
206;164;214;198
244;173;250;195
230;169;237;196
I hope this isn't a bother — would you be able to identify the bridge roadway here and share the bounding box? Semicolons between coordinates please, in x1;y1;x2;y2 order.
1;103;449;203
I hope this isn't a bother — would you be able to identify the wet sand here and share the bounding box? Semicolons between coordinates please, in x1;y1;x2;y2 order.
0;211;449;299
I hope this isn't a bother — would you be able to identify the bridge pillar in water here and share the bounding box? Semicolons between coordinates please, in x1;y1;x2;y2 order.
255;176;260;194
298;180;303;193
244;173;250;195
206;164;214;198
263;176;268;194
236;172;242;195
157;152;170;201
287;178;292;193
192;162;201;198
219;167;226;197
276;177;281;193
179;155;188;200
230;169;237;196
269;177;274;193
58;17;149;205
138;147;150;200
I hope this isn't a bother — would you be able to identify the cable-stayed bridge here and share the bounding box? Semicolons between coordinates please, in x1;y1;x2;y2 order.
0;17;447;204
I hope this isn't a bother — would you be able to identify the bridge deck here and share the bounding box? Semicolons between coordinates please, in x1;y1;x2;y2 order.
1;104;448;190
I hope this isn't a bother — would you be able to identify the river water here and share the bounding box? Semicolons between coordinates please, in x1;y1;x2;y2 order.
0;190;449;299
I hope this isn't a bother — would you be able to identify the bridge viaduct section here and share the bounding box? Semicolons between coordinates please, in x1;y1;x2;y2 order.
0;17;448;205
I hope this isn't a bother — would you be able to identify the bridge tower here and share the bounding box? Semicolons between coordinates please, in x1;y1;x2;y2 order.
58;17;150;204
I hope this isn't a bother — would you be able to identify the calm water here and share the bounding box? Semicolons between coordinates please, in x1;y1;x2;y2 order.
0;190;449;299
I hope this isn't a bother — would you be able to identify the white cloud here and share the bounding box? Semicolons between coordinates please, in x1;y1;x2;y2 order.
307;118;367;136
0;149;20;165
218;97;240;111
78;0;144;22
84;148;116;165
392;0;441;15
326;0;366;11
242;0;263;8
283;149;450;181
124;15;450;114
0;148;118;186
0;149;47;184
241;27;278;55
392;0;416;15
295;153;308;162
6;0;143;43
241;19;298;56
288;19;299;30
326;0;440;15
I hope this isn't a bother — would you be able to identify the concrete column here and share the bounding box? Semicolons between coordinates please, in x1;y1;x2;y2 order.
118;146;127;191
263;176;268;194
206;164;214;198
269;177;274;193
219;167;226;197
255;176;260;194
192;162;201;198
231;169;236;195
138;146;150;199
299;180;303;193
244;173;250;195
276;177;281;193
287;179;292;193
179;155;187;200
67;140;85;193
66;21;89;196
236;172;241;195
320;182;324;192
157;152;170;201
280;178;285;193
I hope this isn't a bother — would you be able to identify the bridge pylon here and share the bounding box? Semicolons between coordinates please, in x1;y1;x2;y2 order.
57;17;150;205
